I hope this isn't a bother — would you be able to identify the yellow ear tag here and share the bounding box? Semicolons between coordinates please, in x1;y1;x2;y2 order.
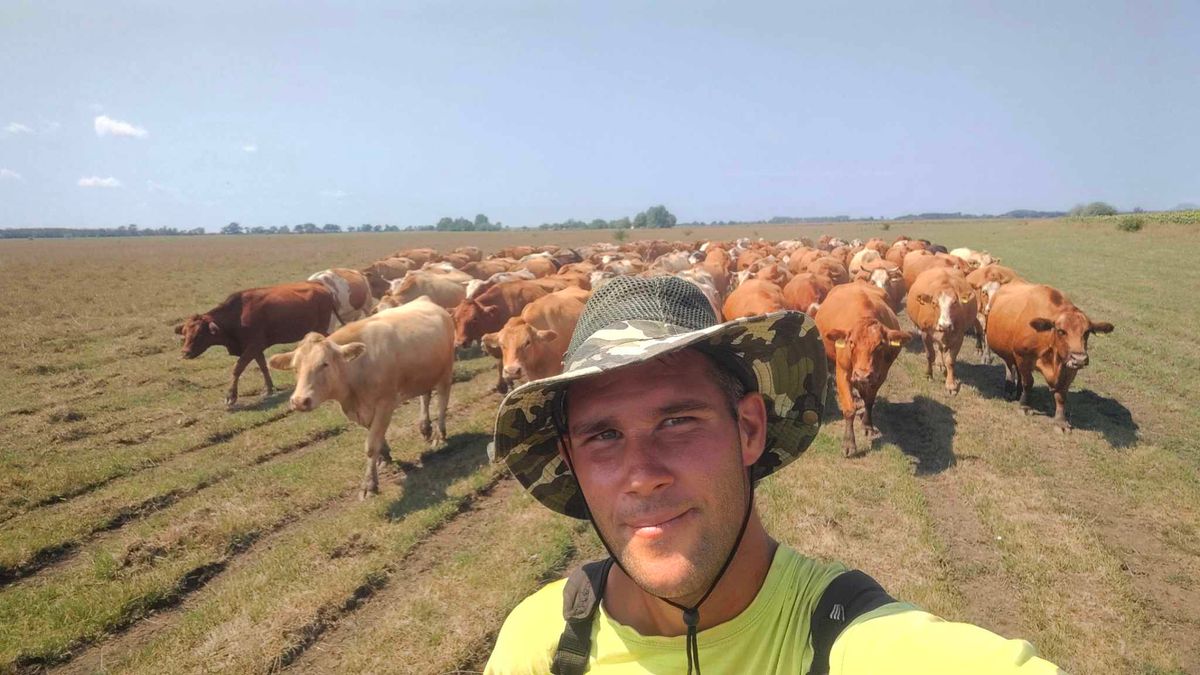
889;339;902;347
959;294;972;304
835;339;847;349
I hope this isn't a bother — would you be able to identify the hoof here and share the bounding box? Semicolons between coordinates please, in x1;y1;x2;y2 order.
1053;418;1072;433
224;396;237;408
1020;405;1034;416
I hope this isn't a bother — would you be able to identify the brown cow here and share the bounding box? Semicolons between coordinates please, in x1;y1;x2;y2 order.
986;283;1114;431
390;248;439;267
517;256;558;278
902;250;964;290
461;259;512;280
383;271;466;310
781;272;833;316
268;298;455;498
814;283;913;456
857;259;906;314
907;268;978;394
452;281;551;393
722;279;786;320
482;287;589;383
175;281;335;407
806;258;850;286
308;268;376;329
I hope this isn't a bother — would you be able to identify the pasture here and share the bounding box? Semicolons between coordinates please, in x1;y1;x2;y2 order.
0;217;1197;674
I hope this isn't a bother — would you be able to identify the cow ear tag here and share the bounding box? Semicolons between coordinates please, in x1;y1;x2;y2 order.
889;339;903;347
959;294;972;304
835;339;847;349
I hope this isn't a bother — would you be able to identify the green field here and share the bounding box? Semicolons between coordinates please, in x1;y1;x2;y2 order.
0;217;1196;674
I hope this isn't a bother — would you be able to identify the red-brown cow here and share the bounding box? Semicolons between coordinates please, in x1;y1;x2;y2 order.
452;281;551;393
722;279;786;320
175;282;335;407
986;283;1114;431
907;268;977;394
781;272;834;316
814;283;912;456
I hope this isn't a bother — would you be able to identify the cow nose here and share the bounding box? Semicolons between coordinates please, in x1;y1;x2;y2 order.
502;366;523;381
1068;352;1089;368
936;321;953;331
291;396;312;411
851;369;871;384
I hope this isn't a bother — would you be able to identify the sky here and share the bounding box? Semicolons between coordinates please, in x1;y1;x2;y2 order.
1;0;1197;230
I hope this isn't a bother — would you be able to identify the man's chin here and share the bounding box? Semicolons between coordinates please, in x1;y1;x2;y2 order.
620;553;706;601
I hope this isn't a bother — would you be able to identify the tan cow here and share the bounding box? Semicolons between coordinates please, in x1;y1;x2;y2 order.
722;279;786;320
781;272;834;316
362;257;417;298
907;268;978;394
308;268;377;330
482;287;590;384
814;283;912;456
986;283;1114;431
382;271;467;310
268;298;455;498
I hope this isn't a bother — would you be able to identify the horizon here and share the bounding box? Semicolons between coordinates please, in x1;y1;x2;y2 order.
2;1;1197;230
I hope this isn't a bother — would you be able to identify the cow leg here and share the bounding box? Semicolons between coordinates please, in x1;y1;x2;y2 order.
835;370;858;457
922;332;936;380
1052;370;1077;432
1017;359;1036;415
254;353;275;397
431;374;451;448
933;336;946;374
943;334;962;395
974;317;991;364
360;399;396;499
226;354;254;407
417;393;433;443
1000;356;1019;400
860;388;880;440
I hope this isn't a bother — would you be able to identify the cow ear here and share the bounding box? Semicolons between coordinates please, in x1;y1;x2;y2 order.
1089;321;1114;334
207;321;220;335
535;329;558;343
268;352;295;371
824;328;847;342
886;329;912;347
1029;318;1055;332
916;293;932;305
340;342;367;362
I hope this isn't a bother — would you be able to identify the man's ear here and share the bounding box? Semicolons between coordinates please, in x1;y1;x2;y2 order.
268;352;295;371
736;391;768;467
1030;318;1054;332
340;342;367;362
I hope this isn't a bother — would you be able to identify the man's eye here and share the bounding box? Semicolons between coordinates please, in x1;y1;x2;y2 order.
663;417;693;428
591;429;620;442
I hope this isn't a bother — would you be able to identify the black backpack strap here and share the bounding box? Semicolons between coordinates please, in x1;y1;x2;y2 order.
551;558;615;675
807;569;896;675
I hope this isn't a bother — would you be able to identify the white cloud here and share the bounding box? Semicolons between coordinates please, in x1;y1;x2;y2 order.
94;115;147;138
242;143;258;153
78;176;122;188
1;168;23;181
5;122;33;135
319;189;348;199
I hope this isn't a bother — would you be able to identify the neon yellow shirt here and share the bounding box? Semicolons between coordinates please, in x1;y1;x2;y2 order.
485;545;1062;674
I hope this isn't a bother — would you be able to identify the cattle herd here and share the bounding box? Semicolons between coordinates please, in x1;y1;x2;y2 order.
174;234;1114;494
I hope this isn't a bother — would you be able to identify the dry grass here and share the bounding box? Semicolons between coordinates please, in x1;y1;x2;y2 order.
0;218;1195;673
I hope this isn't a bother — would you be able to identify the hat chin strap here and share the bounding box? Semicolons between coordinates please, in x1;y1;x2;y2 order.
559;432;754;675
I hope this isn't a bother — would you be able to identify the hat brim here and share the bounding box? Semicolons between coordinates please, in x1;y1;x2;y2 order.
490;310;827;519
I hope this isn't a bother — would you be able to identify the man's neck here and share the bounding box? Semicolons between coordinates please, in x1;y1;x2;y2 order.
603;514;778;636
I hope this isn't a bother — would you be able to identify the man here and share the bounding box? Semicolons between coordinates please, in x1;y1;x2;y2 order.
486;276;1061;674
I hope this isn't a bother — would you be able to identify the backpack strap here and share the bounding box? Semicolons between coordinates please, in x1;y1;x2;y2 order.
807;569;896;675
551;558;615;675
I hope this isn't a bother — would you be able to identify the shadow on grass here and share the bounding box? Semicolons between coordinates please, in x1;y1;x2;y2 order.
1067;390;1139;449
384;432;491;522
875;395;957;475
955;361;1008;400
232;389;292;412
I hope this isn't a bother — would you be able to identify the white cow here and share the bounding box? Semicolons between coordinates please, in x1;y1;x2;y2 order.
268;297;455;498
308;268;377;331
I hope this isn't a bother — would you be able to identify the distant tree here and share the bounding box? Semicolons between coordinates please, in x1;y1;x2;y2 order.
221;222;243;235
374;224;384;232
474;214;491;227
633;205;677;229
323;223;341;233
250;226;267;234
1069;202;1117;217
610;217;632;230
613;229;629;243
384;224;400;232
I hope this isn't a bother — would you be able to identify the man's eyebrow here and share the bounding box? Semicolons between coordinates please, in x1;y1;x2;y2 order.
569;399;715;437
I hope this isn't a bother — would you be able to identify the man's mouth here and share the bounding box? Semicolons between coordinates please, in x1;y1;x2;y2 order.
626;509;694;539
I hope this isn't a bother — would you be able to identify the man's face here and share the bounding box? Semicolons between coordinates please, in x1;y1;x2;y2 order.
565;350;766;603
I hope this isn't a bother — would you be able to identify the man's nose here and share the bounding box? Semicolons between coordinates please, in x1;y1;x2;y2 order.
622;436;673;495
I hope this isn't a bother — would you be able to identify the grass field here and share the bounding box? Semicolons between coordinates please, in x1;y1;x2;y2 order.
0;217;1196;674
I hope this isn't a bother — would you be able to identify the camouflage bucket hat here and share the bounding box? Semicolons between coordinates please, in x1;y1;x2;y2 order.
490;275;828;519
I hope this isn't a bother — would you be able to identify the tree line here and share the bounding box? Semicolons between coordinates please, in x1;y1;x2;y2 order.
0;224;206;239
537;205;677;230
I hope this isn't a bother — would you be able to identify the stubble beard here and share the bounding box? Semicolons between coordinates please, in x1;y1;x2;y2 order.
603;440;749;606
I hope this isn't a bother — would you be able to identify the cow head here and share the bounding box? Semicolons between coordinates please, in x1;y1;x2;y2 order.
268;333;366;412
916;289;975;332
175;314;225;359
1029;312;1114;370
495;321;561;383
452;299;500;348
824;322;912;392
